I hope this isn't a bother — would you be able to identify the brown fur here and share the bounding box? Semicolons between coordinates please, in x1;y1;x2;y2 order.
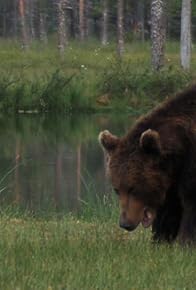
99;85;196;244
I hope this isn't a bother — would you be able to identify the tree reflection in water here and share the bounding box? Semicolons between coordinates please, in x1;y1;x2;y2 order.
0;113;135;214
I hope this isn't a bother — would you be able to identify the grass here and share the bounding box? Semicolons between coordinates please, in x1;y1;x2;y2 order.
0;39;195;113
0;202;196;290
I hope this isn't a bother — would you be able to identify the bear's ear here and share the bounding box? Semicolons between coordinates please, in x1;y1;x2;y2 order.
98;130;119;153
139;129;162;154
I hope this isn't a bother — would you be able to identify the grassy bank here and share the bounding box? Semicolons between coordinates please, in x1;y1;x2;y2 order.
1;208;196;290
0;40;195;113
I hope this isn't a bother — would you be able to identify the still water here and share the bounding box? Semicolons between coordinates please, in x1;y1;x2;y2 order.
0;113;137;213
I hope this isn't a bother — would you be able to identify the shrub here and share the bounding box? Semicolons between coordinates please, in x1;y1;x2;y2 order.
99;58;195;109
0;70;95;113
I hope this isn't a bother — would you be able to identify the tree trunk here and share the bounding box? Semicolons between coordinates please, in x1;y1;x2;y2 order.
85;0;90;38
29;0;36;40
79;0;85;40
40;12;48;44
180;0;192;70
70;0;78;38
13;0;18;37
117;0;125;57
2;9;6;38
101;0;108;45
137;0;145;42
151;0;166;70
18;0;29;49
57;0;67;56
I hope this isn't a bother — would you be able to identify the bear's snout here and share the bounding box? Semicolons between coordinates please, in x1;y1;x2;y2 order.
119;220;138;231
119;212;139;231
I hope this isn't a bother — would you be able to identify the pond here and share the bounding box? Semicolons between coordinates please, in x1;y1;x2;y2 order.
0;113;137;213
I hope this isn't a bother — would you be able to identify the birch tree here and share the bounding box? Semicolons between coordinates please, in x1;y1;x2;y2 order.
117;0;124;57
101;0;108;45
57;0;67;56
151;0;166;70
180;0;192;70
39;12;48;44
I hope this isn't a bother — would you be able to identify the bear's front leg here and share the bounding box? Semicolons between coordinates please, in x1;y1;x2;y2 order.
152;193;182;243
178;206;196;244
152;209;181;243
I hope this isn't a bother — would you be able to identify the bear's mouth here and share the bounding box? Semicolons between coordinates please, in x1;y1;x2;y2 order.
141;207;156;228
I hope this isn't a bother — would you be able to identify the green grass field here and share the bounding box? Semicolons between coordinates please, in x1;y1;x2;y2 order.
0;207;196;290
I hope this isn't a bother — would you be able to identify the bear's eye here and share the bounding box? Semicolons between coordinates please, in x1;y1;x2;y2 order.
113;188;119;195
128;187;134;194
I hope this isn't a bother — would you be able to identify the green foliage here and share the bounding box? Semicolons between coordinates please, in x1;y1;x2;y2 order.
0;70;96;113
0;40;195;113
100;58;195;109
168;0;196;15
39;70;77;112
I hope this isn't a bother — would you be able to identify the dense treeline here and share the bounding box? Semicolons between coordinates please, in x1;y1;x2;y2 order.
0;0;196;45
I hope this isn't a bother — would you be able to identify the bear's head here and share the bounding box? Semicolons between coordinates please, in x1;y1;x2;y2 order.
99;129;174;231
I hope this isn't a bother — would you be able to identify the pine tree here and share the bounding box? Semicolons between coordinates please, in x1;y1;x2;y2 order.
18;0;29;49
79;0;85;40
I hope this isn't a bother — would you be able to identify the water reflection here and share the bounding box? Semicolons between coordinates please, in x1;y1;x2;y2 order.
0;113;136;213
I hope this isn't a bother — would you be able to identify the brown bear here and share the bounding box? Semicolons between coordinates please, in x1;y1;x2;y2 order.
99;85;196;244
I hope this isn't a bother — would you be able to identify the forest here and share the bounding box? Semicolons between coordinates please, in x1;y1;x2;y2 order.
0;0;194;112
0;0;196;45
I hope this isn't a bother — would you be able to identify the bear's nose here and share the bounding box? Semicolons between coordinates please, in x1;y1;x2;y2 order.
119;211;137;231
119;220;137;231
